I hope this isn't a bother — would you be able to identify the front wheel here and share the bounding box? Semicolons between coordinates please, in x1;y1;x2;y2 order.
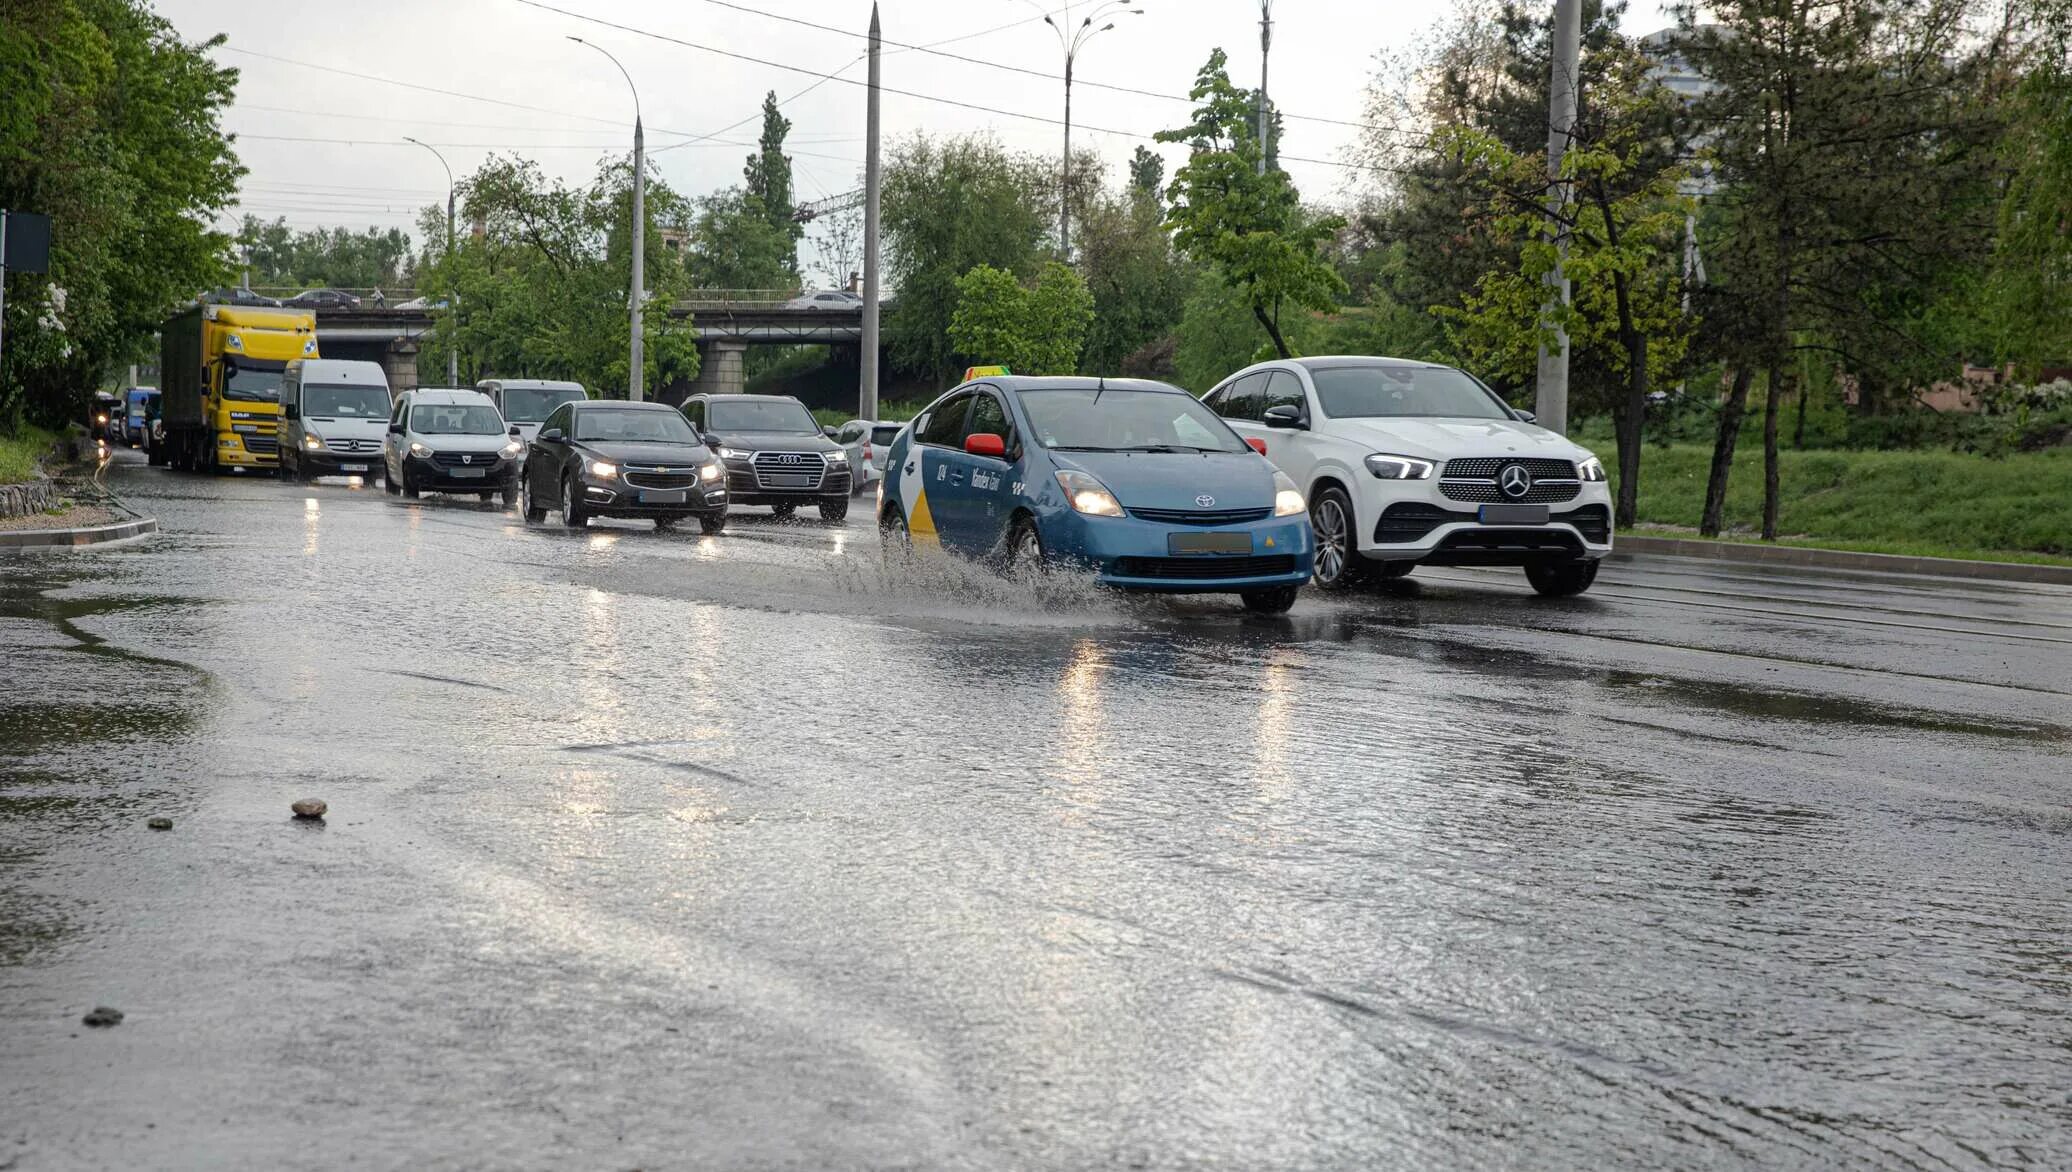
400;466;420;498
521;473;547;522
771;501;798;519
500;480;519;508
699;511;727;536
1308;486;1364;590
1003;515;1047;574
818;496;849;523
879;505;910;554
1525;558;1600;597
1241;586;1301;614
560;474;589;528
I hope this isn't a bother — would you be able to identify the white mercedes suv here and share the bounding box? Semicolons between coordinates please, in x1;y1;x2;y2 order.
1203;356;1613;596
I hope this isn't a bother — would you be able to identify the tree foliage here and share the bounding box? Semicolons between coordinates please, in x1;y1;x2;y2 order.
235;216;414;292
741;90;802;281
0;0;241;430
1074;184;1189;376
947;262;1094;376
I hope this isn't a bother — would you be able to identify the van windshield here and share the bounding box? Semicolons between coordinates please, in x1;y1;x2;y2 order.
502;386;586;422
410;404;505;435
305;386;390;418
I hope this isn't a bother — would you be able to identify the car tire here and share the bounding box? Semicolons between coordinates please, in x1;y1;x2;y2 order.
819;496;849;523
401;468;420;499
771;501;798;519
879;503;910;551
654;516;678;531
1241;586;1301;614
385;467;402;495
560;474;589;528
1526;558;1600;597
1308;486;1365;590
279;454;298;483
699;511;727;536
500;480;519;508
521;475;547;522
1003;514;1047;574
1374;562;1414;580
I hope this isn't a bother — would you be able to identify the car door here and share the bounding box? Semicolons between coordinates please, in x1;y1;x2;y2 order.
1255;368;1321;482
1209;371;1268;451
898;391;973;546
384;393;410;481
530;403;574;500
935;388;1022;554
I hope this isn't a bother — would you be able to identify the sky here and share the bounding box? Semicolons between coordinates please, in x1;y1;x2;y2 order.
158;0;1674;285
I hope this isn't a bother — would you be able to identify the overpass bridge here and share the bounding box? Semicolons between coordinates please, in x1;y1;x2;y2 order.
312;296;867;398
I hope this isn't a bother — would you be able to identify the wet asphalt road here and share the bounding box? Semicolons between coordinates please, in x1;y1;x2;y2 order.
2;450;2068;1170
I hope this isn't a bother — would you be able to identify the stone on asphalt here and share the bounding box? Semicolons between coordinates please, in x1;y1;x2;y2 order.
81;1007;123;1028
146;817;172;830
291;799;327;819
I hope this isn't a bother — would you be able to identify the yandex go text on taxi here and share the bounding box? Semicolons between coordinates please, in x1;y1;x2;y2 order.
877;372;1315;613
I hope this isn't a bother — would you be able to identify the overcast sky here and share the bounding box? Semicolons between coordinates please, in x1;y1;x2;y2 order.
159;0;1673;283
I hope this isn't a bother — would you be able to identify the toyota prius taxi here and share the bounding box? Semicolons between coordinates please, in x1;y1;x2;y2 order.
876;374;1315;612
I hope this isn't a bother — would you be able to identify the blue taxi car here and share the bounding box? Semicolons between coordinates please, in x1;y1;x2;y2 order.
877;375;1315;612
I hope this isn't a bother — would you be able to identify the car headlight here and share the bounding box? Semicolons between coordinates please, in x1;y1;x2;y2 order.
1364;453;1435;480
500;440;523;458
825;450;849;465
588;459;618;479
1272;471;1305;517
1054;469;1123;517
1577;456;1607;482
408;441;432;458
718;446;749;461
303;433;324;450
699;461;722;483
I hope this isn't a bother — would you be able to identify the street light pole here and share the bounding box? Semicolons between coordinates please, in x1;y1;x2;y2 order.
403;137;457;385
1534;0;1582;435
1257;0;1274;175
571;36;646;402
1020;2;1142;261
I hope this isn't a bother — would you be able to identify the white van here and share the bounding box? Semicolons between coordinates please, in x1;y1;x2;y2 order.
280;359;393;482
477;379;589;449
383;387;523;503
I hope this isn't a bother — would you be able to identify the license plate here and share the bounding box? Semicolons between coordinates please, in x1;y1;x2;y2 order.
341;463;368;473
450;467;487;479
1479;504;1549;524
1168;531;1253;555
641;489;687;505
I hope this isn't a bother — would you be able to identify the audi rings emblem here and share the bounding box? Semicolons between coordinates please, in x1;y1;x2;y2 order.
1498;463;1533;499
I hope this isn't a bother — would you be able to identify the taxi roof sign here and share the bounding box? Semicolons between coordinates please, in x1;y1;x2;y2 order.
962;365;1011;380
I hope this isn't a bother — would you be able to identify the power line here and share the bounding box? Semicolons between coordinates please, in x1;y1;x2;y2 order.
230;131;863;167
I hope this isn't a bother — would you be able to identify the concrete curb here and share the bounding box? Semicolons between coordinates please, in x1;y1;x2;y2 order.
0;516;159;550
1610;534;2072;586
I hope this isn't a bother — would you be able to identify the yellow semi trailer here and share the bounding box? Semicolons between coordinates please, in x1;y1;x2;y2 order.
158;303;318;473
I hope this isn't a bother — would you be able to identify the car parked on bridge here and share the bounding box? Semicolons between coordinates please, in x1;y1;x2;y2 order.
522;400;727;533
285;288;361;311
477;379;589;454
877;375;1315;613
683;393;853;521
203;287;283;308
279;359;392;483
382;387;523;504
782;289;863;311
1203;356;1612;596
830;419;904;493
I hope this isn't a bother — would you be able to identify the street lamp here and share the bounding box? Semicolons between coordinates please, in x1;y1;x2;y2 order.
1257;0;1274;176
1018;1;1143;260
569;35;646;402
403;136;458;385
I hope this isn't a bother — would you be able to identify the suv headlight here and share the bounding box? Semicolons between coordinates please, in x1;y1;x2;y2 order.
825;450;849;465
1272;471;1305;517
699;461;722;482
408;440;432;458
718;446;749;461
1054;469;1123;517
1577;456;1607;482
1364;453;1435;480
588;459;618;479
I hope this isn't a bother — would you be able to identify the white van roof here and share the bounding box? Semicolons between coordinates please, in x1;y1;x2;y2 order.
407;387;496;406
292;358;390;386
480;378;585;391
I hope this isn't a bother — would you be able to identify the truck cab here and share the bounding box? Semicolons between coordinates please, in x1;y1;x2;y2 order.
158;303;318;473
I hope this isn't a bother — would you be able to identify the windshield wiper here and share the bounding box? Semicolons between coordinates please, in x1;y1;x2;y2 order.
1117;444;1214;453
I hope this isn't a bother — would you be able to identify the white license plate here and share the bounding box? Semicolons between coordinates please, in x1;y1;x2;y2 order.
450;467;488;479
341;463;368;472
642;489;688;505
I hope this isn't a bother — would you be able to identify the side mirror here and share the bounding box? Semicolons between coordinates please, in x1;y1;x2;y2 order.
823;425;839;438
508;424;522;437
539;429;564;444
964;432;1006;459
283;404;299;420
1515;409;1537;424
387;421;403;434
1262;404;1307;430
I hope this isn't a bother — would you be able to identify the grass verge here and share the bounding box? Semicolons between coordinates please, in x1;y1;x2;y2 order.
0;427;59;484
811;401;931;430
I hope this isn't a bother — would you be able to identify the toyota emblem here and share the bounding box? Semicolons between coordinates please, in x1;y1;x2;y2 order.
1498;463;1533;499
1195;494;1216;508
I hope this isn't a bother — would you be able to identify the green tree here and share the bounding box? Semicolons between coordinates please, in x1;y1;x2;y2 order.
1156;49;1346;358
741;90;802;280
1127;145;1164;213
235;216;414;292
881;134;1052;383
1074;185;1188;375
0;0;240;430
1985;9;2072;373
687;188;795;291
947;262;1093;375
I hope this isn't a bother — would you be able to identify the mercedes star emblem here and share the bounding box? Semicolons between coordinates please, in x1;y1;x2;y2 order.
1499;463;1533;499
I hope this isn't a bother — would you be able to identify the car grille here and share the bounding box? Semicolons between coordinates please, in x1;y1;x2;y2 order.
243;434;279;455
1128;506;1273;525
1433;528;1583;555
1112;555;1298;580
1438;478;1582;504
1374;503;1465;543
326;438;381;453
1443;457;1576;478
623;470;700;490
431;450;498;467
752;451;827;490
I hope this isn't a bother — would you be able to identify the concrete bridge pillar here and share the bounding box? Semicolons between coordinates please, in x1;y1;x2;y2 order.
690;340;748;397
383;338;420;395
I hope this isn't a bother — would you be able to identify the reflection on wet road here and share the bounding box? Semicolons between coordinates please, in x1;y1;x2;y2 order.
3;452;2068;1169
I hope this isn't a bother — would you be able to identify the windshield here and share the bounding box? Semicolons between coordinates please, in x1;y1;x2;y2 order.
709;399;818;434
502;386;585;422
1311;365;1513;420
225;367;283;403
1019;387;1248;453
870;425;903;446
574;408;702;444
305;385;390;418
410;404;505;435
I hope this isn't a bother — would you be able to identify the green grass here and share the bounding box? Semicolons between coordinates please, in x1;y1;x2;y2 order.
811;400;931;430
1615;444;2072;564
0;427;58;484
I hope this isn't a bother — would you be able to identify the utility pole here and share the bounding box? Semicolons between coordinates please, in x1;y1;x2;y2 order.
860;3;882;422
1535;0;1581;435
571;37;645;401
404;138;458;384
1257;0;1273;175
1021;3;1143;260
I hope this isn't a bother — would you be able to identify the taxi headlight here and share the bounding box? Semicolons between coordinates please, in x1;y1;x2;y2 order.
699;461;722;483
589;459;618;479
1054;469;1123;518
1272;471;1306;517
1578;455;1607;482
1364;453;1435;480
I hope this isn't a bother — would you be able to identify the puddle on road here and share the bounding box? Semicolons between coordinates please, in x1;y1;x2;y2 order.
1601;669;2072;744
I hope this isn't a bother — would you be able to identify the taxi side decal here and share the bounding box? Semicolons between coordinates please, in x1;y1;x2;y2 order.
897;447;940;546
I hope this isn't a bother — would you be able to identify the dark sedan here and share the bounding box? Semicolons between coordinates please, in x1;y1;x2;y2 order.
682;393;853;521
522;400;728;533
286;288;361;310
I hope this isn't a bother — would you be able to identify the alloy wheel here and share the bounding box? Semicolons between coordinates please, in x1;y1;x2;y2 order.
1312;496;1348;585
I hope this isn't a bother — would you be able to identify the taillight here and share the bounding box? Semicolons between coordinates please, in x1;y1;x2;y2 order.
862;441;872;462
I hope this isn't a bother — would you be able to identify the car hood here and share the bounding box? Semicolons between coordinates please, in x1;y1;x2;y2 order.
411;433;510;453
573;440;714;465
1322;416;1596;462
712;430;838;453
304;416;388;439
1052;450;1278;511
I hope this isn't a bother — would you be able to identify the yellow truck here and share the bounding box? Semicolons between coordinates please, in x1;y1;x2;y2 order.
158;302;319;472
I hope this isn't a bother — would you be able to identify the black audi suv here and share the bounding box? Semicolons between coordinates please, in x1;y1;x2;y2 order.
681;393;853;521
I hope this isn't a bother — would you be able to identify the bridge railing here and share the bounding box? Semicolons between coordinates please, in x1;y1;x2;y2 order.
671;289;801;311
